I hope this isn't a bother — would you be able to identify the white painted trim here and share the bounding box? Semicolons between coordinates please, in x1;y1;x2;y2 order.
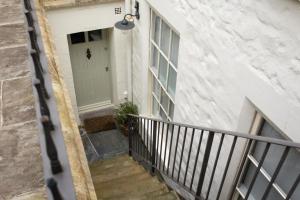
78;100;112;113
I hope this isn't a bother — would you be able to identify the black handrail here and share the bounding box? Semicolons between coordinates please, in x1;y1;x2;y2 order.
128;115;300;200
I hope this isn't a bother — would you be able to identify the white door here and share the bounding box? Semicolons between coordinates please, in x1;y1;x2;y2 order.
69;30;112;112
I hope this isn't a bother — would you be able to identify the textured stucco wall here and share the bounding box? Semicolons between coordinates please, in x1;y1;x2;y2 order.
131;0;300;199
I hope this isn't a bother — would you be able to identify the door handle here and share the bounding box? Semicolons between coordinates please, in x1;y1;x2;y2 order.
86;48;91;60
105;66;109;72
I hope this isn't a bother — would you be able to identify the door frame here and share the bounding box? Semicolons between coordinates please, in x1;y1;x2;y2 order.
67;29;116;116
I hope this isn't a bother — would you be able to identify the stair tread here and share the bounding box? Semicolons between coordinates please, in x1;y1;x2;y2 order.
90;155;179;200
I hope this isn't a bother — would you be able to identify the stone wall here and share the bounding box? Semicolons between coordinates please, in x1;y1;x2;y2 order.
0;0;45;199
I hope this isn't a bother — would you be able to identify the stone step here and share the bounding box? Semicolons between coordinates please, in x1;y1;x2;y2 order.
90;155;179;200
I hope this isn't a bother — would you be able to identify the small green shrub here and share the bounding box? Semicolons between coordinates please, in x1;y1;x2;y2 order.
115;102;138;127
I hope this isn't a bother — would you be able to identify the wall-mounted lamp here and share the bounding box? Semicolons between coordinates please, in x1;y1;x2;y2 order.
115;1;140;30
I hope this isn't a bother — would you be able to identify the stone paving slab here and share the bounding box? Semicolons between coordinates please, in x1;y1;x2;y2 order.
0;45;30;81
2;76;36;126
0;23;27;47
0;122;44;199
0;4;24;24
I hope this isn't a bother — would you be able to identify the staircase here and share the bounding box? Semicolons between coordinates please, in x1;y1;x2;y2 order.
90;154;179;200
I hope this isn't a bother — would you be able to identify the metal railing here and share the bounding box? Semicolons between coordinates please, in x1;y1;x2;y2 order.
23;0;63;199
128;115;300;200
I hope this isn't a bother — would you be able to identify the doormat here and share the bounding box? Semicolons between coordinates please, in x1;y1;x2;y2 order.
84;115;116;134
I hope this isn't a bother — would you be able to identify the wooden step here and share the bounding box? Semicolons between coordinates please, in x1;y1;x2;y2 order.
90;155;179;200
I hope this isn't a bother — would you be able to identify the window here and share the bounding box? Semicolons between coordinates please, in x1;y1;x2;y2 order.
150;10;179;120
70;32;85;44
236;115;300;200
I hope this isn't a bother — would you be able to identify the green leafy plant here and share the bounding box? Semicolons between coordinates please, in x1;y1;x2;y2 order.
115;102;138;127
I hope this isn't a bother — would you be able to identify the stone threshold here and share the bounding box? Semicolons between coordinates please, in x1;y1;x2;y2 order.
44;0;122;10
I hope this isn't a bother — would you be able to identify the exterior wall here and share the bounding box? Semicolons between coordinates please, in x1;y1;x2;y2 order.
132;0;300;199
46;1;131;122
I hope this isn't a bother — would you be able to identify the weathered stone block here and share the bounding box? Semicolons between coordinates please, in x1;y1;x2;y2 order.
0;23;27;47
0;45;30;81
2;77;36;126
0;5;24;24
0;121;44;199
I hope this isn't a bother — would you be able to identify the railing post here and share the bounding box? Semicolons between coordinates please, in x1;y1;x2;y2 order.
151;121;157;174
47;178;63;200
128;116;135;157
195;131;214;200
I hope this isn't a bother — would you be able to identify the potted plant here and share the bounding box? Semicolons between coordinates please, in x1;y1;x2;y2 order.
115;102;138;136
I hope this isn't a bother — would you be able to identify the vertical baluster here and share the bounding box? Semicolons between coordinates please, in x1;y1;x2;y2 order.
167;124;175;175
262;147;290;200
155;122;161;166
195;131;215;199
215;136;237;200
206;134;224;200
190;130;204;191
285;173;300;200
163;124;170;171
228;139;253;199
147;119;150;161
183;128;195;186
151;121;157;174
143;118;146;159
47;178;63;200
172;126;181;178
244;142;271;200
159;123;165;170
128;116;133;157
135;117;139;156
177;127;188;182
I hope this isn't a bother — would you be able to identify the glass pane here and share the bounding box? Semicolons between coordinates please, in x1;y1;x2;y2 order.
152;77;160;100
160;89;169;113
152;12;160;45
88;30;102;41
170;31;180;67
158;54;168;87
151;44;159;73
252;121;300;198
160;107;167;121
167;65;177;98
169;101;174;119
152;97;159;117
160;21;171;56
266;187;284;200
240;162;268;200
70;32;85;44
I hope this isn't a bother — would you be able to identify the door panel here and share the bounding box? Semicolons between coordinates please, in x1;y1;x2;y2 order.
69;31;111;109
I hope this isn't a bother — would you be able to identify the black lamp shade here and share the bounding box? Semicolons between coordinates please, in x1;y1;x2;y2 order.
115;19;135;30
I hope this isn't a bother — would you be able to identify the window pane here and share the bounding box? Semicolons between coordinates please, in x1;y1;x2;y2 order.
151;44;159;73
160;107;167;121
152;97;159;117
70;32;85;44
160;21;171;56
160;89;169;113
152;77;160;100
169;101;174;119
88;30;102;41
170;31;179;67
152;13;160;45
252;121;300;198
167;65;177;98
240;162;268;200
158;54;168;87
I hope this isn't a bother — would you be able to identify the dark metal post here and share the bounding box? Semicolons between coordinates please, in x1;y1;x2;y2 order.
128;116;134;157
195;131;215;199
47;178;63;200
151;121;157;174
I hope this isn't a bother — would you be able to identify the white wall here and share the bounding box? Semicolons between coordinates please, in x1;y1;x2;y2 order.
46;1;131;122
132;0;300;199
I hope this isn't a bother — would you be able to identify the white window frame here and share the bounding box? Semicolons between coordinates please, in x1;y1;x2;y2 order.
149;8;179;121
234;112;298;200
